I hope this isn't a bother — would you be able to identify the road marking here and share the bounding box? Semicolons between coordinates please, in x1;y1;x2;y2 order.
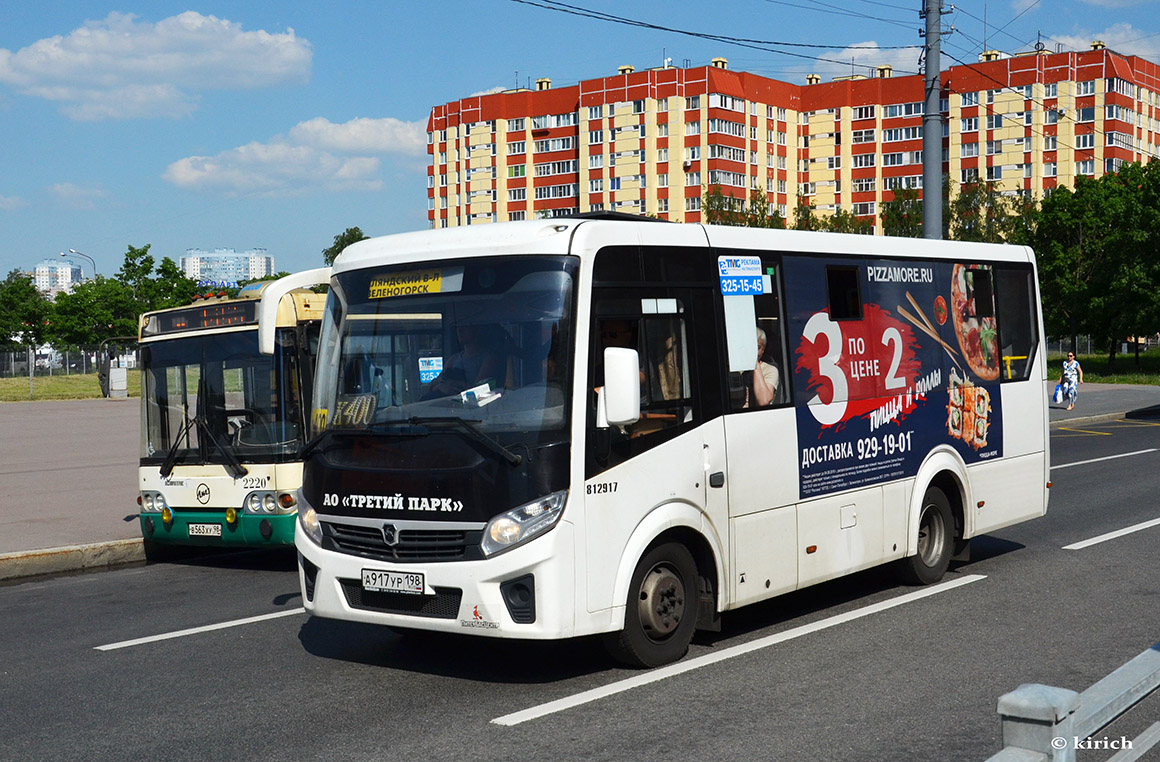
1051;448;1157;471
1057;427;1113;436
491;574;986;727
1063;518;1160;551
95;608;305;651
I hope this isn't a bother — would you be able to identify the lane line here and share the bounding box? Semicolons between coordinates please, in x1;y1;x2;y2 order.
491;574;986;727
1057;427;1112;436
1063;518;1160;551
95;608;305;651
1051;449;1158;471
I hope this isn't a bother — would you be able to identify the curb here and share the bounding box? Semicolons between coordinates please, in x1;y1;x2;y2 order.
1049;412;1127;428
0;538;145;583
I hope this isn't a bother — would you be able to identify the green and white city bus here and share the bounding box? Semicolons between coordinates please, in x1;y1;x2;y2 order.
138;269;328;547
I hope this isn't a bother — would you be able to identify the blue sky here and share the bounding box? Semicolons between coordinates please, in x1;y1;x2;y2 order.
1;0;1158;278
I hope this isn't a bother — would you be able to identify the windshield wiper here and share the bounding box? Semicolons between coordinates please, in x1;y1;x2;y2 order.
157;413;248;479
298;426;377;460
195;416;248;479
377;416;522;466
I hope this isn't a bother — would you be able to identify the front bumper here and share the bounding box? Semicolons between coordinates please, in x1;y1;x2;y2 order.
140;511;296;546
296;519;577;639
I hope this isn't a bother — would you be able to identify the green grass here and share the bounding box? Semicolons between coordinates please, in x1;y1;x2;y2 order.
0;372;141;402
1047;351;1160;385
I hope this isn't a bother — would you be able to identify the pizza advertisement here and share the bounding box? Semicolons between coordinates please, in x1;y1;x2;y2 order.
786;255;1004;500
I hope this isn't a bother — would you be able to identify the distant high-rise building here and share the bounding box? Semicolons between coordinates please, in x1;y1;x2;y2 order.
428;43;1160;231
180;248;275;287
33;259;84;299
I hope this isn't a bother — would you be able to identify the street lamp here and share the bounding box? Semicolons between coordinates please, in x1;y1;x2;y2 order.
62;248;97;278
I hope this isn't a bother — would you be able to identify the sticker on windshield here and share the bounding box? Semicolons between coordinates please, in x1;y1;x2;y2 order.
369;270;444;298
418;357;442;383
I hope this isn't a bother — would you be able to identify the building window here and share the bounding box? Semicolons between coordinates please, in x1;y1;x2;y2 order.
507;118;525;132
1046;83;1058;98
508;164;526;178
961;117;978;132
657;148;668;162
589;154;604;169
1044;162;1057;177
961;168;979;183
852;153;876;168
852;105;876;121
961;142;979;158
685;196;701;211
1076;80;1096;96
852;129;875;143
852;177;875;193
657;173;668;188
685;146;701;161
1076;133;1095;150
508;188;527;202
686;121;701;135
685;172;701;186
1077;159;1095;175
961;92;979;107
588;179;604;193
508;141;526;155
657;198;669;213
986;140;1001;155
589;130;603;145
1076;107;1095;123
658;123;669;137
986;165;1003;181
588;106;602;120
1044;136;1058;151
509;211;526;221
852;202;876;216
633;100;646;114
685;96;700;110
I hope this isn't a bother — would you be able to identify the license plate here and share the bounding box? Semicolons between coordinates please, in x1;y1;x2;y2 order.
188;523;222;537
362;568;424;595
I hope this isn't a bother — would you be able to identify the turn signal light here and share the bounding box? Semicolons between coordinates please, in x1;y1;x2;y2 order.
225;507;238;525
278;493;296;509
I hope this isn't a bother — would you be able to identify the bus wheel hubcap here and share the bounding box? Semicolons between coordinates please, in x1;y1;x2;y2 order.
638;564;685;638
917;504;945;565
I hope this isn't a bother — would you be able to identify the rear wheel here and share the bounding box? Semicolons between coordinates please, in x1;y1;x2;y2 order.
604;542;698;668
899;486;954;585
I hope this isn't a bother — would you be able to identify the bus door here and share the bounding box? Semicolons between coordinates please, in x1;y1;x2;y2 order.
584;282;723;615
714;250;800;606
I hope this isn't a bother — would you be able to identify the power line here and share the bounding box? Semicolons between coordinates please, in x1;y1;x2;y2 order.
508;0;920;75
760;0;913;30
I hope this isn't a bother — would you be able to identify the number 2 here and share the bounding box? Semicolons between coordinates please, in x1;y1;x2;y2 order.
881;327;906;389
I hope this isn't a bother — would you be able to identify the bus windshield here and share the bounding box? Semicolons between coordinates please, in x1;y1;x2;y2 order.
141;328;307;464
313;256;577;443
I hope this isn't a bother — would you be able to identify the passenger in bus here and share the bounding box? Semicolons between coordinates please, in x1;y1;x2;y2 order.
425;323;509;397
742;327;780;408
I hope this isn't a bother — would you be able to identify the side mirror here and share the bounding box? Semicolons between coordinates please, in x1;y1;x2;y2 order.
599;347;641;427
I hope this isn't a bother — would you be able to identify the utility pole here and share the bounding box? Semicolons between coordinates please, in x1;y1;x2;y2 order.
921;0;945;239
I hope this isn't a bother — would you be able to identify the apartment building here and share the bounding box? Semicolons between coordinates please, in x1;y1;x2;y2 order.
179;248;275;287
427;43;1160;231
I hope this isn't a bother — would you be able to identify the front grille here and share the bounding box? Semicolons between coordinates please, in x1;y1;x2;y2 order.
339;579;462;619
322;521;482;563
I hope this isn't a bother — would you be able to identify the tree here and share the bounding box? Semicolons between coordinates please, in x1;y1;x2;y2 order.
948;181;1012;243
823;207;874;235
323;227;370;266
0;270;51;348
791;194;822;231
879;185;923;238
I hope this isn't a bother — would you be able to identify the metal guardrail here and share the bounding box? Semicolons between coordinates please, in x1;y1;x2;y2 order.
987;641;1160;761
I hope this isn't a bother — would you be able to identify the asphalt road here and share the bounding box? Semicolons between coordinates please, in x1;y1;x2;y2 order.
3;421;1159;762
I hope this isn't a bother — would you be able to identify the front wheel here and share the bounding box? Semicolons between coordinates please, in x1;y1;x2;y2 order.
899;486;954;585
603;542;699;668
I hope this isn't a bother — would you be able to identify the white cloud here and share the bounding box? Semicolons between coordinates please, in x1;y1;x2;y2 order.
809;42;923;82
469;85;507;97
1049;22;1160;59
288;117;427;157
49;183;108;209
0;11;311;121
1010;0;1041;13
163;115;426;197
0;195;25;211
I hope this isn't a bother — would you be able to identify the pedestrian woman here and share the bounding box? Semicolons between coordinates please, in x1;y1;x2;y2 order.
1060;351;1083;410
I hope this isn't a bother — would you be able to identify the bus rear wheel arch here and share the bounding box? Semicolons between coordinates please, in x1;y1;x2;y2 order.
604;541;700;668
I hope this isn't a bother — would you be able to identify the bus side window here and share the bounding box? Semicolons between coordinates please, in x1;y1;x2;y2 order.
724;255;790;411
995;265;1039;381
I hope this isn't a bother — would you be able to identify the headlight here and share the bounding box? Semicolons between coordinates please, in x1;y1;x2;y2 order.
481;490;568;557
141;493;155;512
245;493;263;514
263;494;277;513
298;507;323;546
155;494;167;512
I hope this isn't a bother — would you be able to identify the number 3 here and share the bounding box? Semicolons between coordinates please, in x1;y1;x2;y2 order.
803;312;848;425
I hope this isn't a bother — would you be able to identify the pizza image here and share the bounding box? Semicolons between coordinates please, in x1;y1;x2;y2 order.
933;295;948;325
950;264;999;381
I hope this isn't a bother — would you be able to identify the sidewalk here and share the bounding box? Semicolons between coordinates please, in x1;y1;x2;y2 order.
3;383;1159;583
